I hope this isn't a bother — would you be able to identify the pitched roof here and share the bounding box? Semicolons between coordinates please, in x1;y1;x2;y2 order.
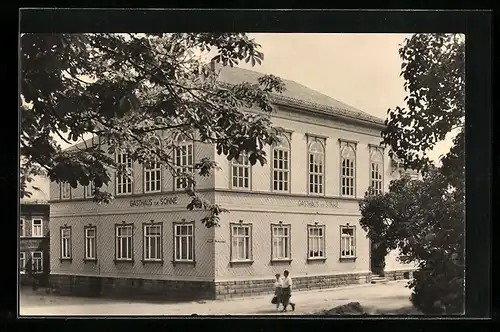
216;65;385;125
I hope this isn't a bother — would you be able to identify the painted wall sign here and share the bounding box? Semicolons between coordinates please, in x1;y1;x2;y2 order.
129;196;178;207
297;200;339;209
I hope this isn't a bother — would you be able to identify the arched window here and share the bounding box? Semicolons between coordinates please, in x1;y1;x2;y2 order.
340;143;356;197
369;149;384;195
174;133;194;190
144;135;162;193
308;140;325;194
272;136;290;192
231;152;251;189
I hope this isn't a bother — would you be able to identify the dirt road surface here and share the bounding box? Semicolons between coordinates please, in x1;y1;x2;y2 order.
20;280;413;316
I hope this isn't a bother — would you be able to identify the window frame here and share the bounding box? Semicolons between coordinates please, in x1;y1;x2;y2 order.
369;146;384;195
84;182;94;199
173;134;194;191
115;151;134;196
144;158;162;194
142;222;163;263
61;182;71;200
229;222;253;264
20;218;25;237
271;135;291;193
340;225;357;260
307;137;326;196
60;226;72;261
114;223;134;263
307;224;326;261
230;152;252;190
84;225;97;262
172;221;195;264
31;218;43;238
32;251;43;274
339;140;357;197
270;223;292;262
20;252;26;274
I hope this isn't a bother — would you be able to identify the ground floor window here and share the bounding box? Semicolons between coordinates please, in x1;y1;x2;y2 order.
115;224;133;261
340;225;356;258
20;252;26;274
32;251;43;274
230;223;252;261
173;223;194;262
308;224;326;259
85;226;97;260
271;223;291;261
144;223;162;261
60;226;72;260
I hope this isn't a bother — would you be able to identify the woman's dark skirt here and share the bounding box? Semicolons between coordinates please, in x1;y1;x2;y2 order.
280;287;291;305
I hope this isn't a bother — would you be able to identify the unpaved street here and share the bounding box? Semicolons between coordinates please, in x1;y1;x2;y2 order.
20;280;413;316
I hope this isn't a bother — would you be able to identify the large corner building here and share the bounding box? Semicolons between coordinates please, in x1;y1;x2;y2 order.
48;66;415;300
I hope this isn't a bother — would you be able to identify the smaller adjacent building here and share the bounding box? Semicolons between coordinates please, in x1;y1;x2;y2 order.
19;201;50;286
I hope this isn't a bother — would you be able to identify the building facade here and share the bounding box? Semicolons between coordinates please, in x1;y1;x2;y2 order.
48;67;415;300
20;202;50;286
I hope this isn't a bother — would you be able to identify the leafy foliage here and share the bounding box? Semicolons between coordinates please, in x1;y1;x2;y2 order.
21;33;286;227
361;33;465;314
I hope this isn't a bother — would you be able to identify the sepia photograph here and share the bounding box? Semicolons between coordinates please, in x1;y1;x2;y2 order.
19;28;466;317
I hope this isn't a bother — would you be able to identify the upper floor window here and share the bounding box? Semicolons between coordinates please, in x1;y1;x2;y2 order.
308;140;325;195
32;219;43;237
174;134;194;190
144;159;162;193
369;147;384;195
231;152;251;190
84;182;94;199
116;151;133;195
340;141;356;197
61;182;71;200
272;136;291;192
20;218;25;237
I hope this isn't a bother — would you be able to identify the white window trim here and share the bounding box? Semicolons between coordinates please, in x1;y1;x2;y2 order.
307;224;326;260
271;138;291;193
231;152;251;190
307;140;325;195
369;148;384;195
60;227;72;260
271;223;291;261
115;152;133;196
340;141;357;197
143;224;163;261
115;224;134;261
31;219;43;238
84;227;97;260
84;182;94;199
340;225;356;259
230;223;253;262
32;251;43;274
174;138;194;191
144;160;162;194
173;223;195;262
20;252;26;274
20;218;25;237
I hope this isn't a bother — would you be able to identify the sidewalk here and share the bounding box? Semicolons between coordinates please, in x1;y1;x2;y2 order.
20;280;413;316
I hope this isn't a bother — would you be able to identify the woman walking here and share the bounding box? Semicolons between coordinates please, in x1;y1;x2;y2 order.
272;273;283;311
280;270;296;312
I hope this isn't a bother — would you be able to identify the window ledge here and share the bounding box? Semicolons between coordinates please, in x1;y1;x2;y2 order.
142;259;164;265
172;260;196;267
270;258;292;264
230;260;254;267
59;258;72;263
113;259;134;264
83;258;98;263
307;257;327;263
339;257;357;262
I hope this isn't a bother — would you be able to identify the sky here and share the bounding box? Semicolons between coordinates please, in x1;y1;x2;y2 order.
37;33;457;198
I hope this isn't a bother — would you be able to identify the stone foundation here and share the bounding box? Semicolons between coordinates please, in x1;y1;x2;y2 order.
49;274;215;302
384;269;414;281
215;272;372;300
49;272;372;301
